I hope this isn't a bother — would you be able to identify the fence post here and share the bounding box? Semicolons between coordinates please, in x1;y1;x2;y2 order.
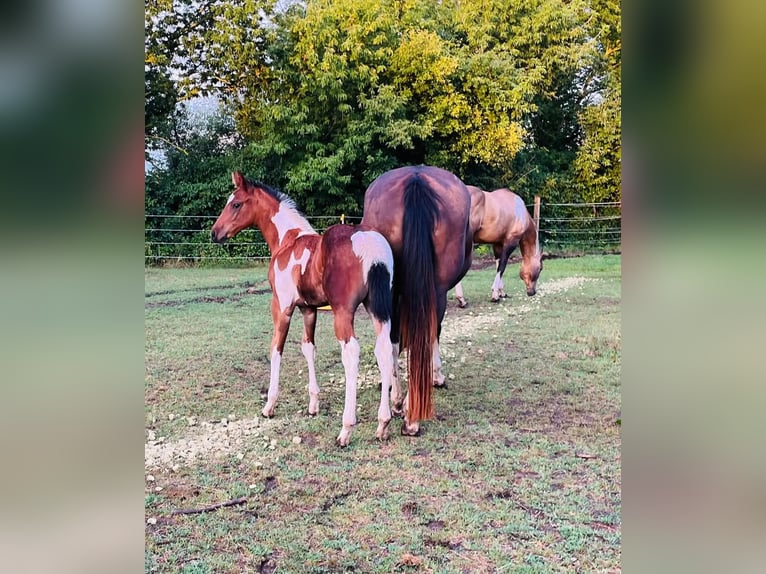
533;196;541;237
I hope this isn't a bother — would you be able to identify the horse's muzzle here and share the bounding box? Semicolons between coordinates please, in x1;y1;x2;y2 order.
527;288;536;296
211;228;226;243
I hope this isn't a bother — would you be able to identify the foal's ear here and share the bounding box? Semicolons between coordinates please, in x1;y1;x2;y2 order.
232;171;245;188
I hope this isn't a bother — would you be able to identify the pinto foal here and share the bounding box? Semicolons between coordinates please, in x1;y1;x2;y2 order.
211;171;398;446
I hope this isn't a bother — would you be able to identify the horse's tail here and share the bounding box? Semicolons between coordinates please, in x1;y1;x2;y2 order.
400;174;440;421
353;230;393;324
366;261;393;326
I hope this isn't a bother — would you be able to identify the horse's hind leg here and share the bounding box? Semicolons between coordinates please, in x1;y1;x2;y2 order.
433;290;448;388
454;281;468;308
333;309;359;446
389;291;404;415
370;316;394;440
300;307;320;415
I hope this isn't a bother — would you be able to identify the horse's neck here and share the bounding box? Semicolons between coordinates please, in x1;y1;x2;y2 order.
518;216;539;259
256;195;316;253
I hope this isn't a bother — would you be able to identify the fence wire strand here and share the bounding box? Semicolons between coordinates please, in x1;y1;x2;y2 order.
146;201;620;262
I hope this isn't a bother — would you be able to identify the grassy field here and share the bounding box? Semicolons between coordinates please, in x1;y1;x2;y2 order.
145;255;621;573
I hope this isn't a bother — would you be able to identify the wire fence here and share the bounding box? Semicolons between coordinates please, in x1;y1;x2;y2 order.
145;200;620;265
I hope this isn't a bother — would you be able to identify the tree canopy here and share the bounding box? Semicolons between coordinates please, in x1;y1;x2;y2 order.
145;0;621;216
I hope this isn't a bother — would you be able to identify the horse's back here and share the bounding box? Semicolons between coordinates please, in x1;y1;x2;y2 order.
362;166;471;288
319;225;393;311
477;188;530;243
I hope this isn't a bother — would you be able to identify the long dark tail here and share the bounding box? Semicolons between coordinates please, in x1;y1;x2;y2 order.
400;174;440;421
366;262;392;324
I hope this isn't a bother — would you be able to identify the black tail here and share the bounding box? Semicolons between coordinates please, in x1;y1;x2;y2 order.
367;262;392;323
400;174;441;422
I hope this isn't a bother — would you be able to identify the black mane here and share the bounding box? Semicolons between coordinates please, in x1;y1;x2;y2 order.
247;178;292;206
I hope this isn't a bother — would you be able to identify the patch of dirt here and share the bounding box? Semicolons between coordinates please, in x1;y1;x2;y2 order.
301;433;319;448
146;281;262;298
257;554;277;574
400;501;420;517
486;489;514;500
263;476;278;493
145;416;278;470
321;491;352;511
146;288;271;309
424;536;463;550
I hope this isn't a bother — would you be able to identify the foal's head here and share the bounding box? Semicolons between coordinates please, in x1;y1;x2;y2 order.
520;251;543;296
211;171;260;243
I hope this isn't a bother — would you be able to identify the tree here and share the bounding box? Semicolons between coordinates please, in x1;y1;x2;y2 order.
572;0;621;203
145;0;621;218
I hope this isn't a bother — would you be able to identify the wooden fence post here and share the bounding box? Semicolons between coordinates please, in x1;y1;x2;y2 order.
533;196;541;238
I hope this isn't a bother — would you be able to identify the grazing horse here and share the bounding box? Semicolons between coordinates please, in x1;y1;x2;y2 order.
361;166;472;436
211;171;397;446
454;186;543;307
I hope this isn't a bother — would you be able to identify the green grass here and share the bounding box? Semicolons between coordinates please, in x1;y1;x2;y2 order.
145;255;621;573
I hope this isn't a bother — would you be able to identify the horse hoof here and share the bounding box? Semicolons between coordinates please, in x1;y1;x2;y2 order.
401;421;421;437
376;421;391;441
336;427;352;447
307;409;318;417
434;382;448;390
457;298;467;308
261;408;275;418
490;297;500;303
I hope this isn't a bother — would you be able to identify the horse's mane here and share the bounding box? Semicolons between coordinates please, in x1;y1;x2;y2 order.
248;178;315;234
247;178;291;207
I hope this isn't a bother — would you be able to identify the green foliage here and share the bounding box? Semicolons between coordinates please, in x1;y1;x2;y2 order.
574;88;621;204
145;0;621;225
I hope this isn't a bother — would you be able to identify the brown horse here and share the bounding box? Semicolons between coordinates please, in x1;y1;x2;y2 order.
211;171;397;446
361;166;472;436
454;186;543;307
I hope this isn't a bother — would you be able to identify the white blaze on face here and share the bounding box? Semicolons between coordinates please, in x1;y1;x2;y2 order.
271;202;315;245
273;249;311;312
350;231;394;286
226;193;235;205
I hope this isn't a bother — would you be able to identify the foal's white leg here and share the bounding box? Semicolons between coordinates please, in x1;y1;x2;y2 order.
300;308;320;415
390;342;403;415
432;340;446;387
263;347;281;417
373;321;394;440
302;341;320;415
336;337;360;446
454;281;467;308
263;301;291;418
